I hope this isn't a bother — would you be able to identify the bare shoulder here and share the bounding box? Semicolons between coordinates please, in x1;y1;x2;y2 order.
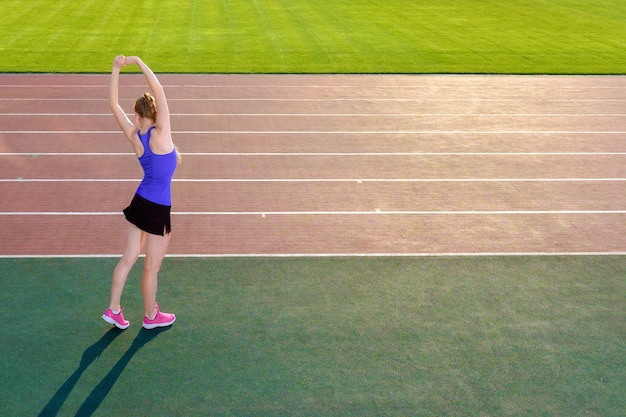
127;128;144;157
149;126;175;155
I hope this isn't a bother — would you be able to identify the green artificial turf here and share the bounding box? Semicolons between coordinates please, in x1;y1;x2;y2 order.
0;0;625;73
1;256;624;416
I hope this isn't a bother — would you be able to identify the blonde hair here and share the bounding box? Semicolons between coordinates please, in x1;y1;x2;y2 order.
134;92;157;122
175;145;182;164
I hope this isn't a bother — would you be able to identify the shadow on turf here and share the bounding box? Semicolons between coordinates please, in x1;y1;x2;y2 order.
38;326;170;417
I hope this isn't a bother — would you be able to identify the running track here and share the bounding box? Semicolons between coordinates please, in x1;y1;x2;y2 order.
0;74;625;256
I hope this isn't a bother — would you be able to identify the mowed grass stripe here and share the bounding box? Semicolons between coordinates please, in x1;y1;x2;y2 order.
1;0;625;73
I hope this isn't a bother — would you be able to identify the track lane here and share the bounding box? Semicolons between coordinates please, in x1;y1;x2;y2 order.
1;74;624;256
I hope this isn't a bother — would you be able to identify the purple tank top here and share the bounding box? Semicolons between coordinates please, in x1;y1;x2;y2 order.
135;126;177;206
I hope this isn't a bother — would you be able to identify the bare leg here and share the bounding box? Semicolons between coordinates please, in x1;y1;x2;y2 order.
142;231;171;319
108;223;144;311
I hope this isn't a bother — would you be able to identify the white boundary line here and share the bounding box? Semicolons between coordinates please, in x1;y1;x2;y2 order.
1;252;624;259
171;251;626;257
1;83;625;89
0;81;626;86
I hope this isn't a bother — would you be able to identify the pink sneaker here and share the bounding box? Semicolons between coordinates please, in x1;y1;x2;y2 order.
143;303;176;329
102;308;130;329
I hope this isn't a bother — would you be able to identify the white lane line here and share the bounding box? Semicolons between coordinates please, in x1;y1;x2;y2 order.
2;113;626;117
2;97;626;103
2;210;625;216
1;83;625;90
2;130;626;134
2;152;626;156
0;178;141;182
1;178;625;183
1;153;136;156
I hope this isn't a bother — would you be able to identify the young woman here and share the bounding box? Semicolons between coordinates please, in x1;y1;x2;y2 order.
102;55;178;330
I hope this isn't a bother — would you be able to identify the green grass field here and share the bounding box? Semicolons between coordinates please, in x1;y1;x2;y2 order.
1;0;625;73
1;257;624;416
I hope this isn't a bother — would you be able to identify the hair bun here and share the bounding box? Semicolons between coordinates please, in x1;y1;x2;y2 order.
134;92;158;122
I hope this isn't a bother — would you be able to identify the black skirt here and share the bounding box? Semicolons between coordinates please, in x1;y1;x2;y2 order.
123;193;172;236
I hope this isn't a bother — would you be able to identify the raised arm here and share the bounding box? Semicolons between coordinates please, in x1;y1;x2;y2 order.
109;55;136;140
125;56;171;135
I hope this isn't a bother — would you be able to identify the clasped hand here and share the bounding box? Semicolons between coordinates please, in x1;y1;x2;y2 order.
113;55;141;69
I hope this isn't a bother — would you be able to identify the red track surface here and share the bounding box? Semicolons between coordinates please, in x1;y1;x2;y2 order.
1;74;625;256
